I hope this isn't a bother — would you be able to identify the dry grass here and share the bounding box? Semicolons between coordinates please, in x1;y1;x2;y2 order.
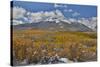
12;29;97;63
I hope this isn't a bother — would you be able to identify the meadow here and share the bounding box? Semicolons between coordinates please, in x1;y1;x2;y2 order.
12;29;97;65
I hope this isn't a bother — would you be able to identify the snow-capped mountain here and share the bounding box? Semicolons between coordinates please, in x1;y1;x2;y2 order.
12;7;97;31
78;17;97;31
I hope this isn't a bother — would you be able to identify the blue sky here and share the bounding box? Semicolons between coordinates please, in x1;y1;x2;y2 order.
11;1;97;19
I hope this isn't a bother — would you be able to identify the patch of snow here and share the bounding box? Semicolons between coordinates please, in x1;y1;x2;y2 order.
59;58;73;63
62;19;71;24
55;20;60;23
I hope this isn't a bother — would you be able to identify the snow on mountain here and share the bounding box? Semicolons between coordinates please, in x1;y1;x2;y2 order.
12;7;97;31
78;17;97;31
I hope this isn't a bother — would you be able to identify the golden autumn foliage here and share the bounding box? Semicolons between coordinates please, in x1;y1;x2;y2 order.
12;29;97;63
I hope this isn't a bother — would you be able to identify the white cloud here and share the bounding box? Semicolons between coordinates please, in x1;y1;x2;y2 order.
12;7;26;19
54;3;67;8
91;17;97;21
72;12;80;17
12;6;66;24
43;10;64;22
55;10;64;18
64;9;73;12
68;18;77;22
25;9;64;23
54;3;59;8
12;20;24;25
63;5;68;8
44;11;56;17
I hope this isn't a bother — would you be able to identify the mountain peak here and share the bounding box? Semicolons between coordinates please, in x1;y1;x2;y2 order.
12;6;97;31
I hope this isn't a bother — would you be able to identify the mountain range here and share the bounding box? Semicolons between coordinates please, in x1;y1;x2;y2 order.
12;8;97;32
